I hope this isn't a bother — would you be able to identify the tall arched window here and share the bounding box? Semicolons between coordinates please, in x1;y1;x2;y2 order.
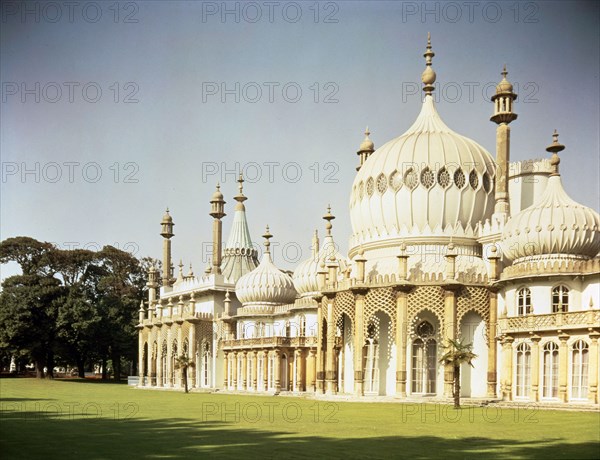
299;315;306;336
516;343;531;397
257;353;265;391
202;342;210;388
517;288;532;316
364;321;379;394
552;285;569;313
411;321;437;394
161;341;168;386
572;340;589;399
542;342;559;398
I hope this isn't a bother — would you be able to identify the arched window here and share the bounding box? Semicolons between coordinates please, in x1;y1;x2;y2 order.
542;342;559;398
411;321;437;394
285;321;291;338
552;285;569;313
257;353;265;391
517;288;532;316
161;341;168;386
299;315;306;336
572;341;589;399
516;343;531;397
364;320;379;394
202;342;210;388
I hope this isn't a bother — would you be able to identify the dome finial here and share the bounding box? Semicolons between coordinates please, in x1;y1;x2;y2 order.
234;173;247;209
262;225;272;254
323;205;335;236
421;32;436;95
546;129;565;176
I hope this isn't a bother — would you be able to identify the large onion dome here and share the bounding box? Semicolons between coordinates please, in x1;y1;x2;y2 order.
235;227;297;305
293;207;349;297
501;132;600;262
348;36;495;256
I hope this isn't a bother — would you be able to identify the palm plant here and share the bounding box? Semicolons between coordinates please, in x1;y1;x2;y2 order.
439;338;477;409
174;354;195;393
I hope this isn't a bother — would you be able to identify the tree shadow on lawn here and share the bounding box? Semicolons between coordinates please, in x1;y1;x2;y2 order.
1;410;598;460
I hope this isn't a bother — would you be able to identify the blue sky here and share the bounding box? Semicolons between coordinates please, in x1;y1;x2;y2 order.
1;0;599;278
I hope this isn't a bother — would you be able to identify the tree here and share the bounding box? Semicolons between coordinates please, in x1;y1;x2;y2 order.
174;354;195;393
439;338;477;409
0;274;65;378
0;237;54;276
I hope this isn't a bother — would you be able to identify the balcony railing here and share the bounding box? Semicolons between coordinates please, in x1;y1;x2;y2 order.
222;336;318;349
497;310;600;335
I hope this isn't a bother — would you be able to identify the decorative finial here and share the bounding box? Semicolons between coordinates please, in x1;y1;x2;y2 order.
546;129;565;176
501;64;507;78
311;229;320;258
263;225;272;254
365;126;370;138
234;173;247;209
323;205;335;236
421;32;436;94
188;263;194;277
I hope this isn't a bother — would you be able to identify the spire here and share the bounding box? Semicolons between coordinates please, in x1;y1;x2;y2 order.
546;129;565;176
262;225;272;254
421;32;436;95
221;174;259;281
233;174;247;211
323;205;335;236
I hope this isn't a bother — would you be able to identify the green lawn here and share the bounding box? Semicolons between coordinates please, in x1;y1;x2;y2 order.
1;379;598;459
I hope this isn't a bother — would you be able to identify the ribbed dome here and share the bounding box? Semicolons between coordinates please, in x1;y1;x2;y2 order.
235;251;297;305
293;234;348;297
501;174;600;262
349;94;496;252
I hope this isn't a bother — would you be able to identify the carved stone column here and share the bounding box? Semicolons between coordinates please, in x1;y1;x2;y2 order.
442;286;458;398
352;289;367;396
252;351;258;391
274;350;281;393
325;296;336;394
308;349;316;392
501;336;514;400
295;349;304;392
189;325;197;388
316;298;325;393
394;286;411;397
487;289;498;398
223;351;229;389
241;351;248;390
558;331;570;403
530;334;541;402
589;330;600;404
232;352;238;390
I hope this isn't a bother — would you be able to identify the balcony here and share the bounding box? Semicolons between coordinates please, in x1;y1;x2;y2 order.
497;310;600;335
221;336;318;349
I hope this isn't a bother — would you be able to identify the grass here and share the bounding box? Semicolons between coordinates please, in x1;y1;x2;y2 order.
1;378;599;459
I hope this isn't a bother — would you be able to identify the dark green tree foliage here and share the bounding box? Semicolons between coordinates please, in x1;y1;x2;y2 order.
0;237;148;379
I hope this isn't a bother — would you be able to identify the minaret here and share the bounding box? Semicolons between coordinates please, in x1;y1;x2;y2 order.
491;65;518;219
209;183;226;274
356;127;375;171
311;229;320;259
322;205;336;259
160;208;174;287
147;264;158;310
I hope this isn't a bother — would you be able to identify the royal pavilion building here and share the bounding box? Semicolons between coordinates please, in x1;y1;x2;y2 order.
137;36;600;406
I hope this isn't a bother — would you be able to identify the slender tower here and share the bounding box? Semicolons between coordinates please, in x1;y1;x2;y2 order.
160;208;174;287
491;65;518;220
209;183;226;274
356;127;375;171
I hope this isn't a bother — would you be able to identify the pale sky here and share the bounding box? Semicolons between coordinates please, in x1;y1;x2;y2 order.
1;1;599;280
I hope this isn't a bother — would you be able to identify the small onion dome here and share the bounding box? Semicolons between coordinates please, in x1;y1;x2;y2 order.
495;65;514;94
162;208;173;223
293;239;348;297
235;227;297;305
211;183;224;201
501;133;600;262
359;127;374;152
